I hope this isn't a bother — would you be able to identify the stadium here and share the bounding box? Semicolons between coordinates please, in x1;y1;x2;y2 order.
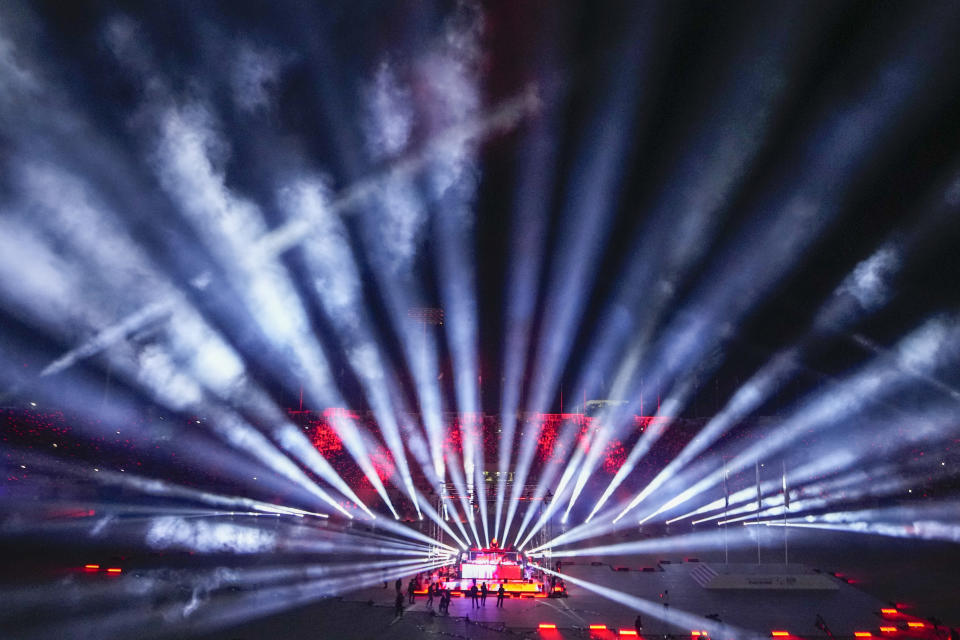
2;1;960;638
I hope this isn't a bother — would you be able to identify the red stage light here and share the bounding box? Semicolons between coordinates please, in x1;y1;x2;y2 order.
539;622;557;629
83;564;100;570
881;608;898;615
907;622;925;629
771;632;790;637
106;568;122;574
619;630;639;637
879;628;897;633
855;632;872;637
589;624;607;630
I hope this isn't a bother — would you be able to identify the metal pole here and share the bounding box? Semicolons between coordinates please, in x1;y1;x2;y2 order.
755;461;762;565
782;460;789;566
723;458;729;565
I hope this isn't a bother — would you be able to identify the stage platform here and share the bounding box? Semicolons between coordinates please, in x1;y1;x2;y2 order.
688;562;839;590
429;579;550;595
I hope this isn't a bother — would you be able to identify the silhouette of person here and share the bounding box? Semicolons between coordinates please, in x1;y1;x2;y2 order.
481;582;488;606
470;583;479;608
394;591;404;618
497;583;506;607
408;579;416;605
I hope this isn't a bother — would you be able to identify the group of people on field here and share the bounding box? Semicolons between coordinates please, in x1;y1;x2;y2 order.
464;580;507;608
424;581;455;614
394;576;509;618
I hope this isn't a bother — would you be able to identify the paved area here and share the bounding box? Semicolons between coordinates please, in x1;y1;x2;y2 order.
337;561;891;636
9;525;950;639
189;555;942;640
185;524;960;640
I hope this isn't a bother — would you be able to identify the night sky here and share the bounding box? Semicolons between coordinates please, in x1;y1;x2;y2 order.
2;1;959;420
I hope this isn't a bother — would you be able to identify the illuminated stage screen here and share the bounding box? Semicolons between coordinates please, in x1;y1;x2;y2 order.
460;551;524;581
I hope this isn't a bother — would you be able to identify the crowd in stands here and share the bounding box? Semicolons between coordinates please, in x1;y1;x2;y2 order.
5;404;957;520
